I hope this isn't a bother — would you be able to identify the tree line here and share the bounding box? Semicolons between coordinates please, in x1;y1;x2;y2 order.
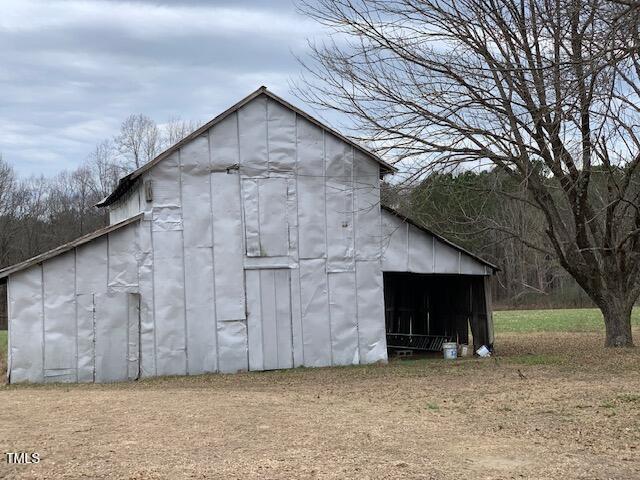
0;115;198;328
0;115;199;271
383;170;594;309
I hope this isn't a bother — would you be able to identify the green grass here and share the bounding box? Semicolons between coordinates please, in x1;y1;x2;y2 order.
507;354;564;366
0;330;6;353
494;307;640;333
617;393;640;404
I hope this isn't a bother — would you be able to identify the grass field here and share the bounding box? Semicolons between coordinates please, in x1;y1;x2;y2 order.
494;307;640;332
0;310;639;479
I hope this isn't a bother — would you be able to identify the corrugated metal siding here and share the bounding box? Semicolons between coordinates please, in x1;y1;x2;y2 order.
108;93;388;376
7;221;142;383
381;209;490;275
109;186;141;225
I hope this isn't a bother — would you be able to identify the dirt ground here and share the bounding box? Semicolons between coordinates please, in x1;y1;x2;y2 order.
1;331;639;479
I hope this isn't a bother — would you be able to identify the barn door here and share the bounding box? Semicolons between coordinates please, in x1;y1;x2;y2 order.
77;292;140;382
94;292;140;382
246;269;294;371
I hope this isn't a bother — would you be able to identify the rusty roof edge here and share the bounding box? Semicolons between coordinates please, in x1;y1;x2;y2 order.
97;86;396;208
381;204;500;272
0;213;145;280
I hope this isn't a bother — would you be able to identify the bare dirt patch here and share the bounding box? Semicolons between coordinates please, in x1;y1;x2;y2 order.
1;331;639;479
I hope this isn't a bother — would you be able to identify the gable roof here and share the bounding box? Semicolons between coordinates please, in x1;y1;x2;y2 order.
381;205;499;272
0;213;144;280
97;86;396;208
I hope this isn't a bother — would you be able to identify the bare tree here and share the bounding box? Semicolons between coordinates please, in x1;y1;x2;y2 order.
116;114;162;170
0;155;15;217
0;155;20;267
162;117;200;148
298;0;640;346
70;166;103;234
87;139;125;198
14;175;48;262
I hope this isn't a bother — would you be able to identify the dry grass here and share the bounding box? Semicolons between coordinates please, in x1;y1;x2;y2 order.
1;327;639;479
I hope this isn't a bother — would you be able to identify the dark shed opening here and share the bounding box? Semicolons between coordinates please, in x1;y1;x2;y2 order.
383;273;492;355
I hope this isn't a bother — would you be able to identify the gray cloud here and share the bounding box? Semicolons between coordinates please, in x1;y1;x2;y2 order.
0;0;322;175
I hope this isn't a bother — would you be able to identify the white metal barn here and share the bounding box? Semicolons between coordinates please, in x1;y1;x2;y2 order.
0;87;497;384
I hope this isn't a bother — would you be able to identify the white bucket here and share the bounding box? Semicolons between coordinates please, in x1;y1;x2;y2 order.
476;345;491;357
442;342;458;360
459;344;469;357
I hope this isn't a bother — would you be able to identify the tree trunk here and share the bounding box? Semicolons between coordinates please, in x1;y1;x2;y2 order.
600;298;634;347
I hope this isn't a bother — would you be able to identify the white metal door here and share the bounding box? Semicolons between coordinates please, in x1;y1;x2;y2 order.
246;269;294;371
95;292;140;382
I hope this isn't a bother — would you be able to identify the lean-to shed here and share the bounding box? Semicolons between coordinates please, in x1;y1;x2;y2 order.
0;87;497;383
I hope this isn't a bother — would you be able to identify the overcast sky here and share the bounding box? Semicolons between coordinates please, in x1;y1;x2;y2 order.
0;0;328;176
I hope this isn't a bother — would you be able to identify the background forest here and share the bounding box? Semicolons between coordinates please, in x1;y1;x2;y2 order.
382;171;592;310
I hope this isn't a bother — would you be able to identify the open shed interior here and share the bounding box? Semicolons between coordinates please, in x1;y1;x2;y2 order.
383;273;491;355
